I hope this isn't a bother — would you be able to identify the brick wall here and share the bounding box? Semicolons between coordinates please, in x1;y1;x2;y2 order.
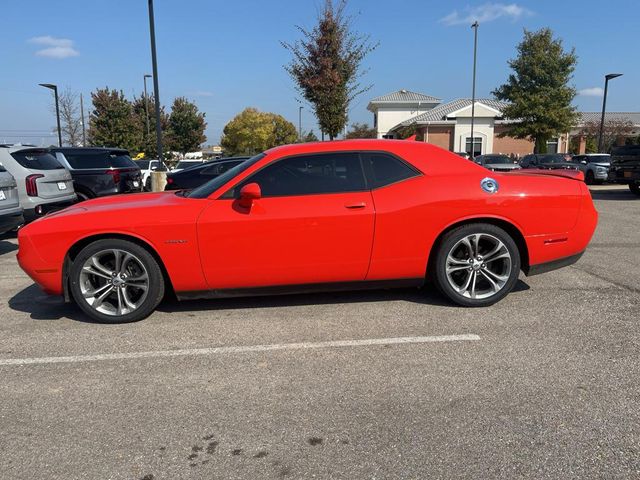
417;126;453;150
493;125;534;156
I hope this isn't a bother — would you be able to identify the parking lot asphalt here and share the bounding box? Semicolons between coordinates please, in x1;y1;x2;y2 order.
1;185;638;479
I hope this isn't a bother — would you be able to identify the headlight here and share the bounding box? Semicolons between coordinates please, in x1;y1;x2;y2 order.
596;167;607;173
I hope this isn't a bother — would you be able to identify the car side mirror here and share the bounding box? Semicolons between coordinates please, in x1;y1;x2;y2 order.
151;165;158;170
238;182;261;208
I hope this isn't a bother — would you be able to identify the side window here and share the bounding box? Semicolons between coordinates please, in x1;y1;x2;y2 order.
232;152;365;197
364;152;419;189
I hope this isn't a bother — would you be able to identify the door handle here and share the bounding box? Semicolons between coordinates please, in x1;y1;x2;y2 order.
344;202;366;209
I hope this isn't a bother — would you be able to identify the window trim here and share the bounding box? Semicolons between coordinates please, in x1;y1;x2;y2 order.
219;151;370;199
218;150;423;200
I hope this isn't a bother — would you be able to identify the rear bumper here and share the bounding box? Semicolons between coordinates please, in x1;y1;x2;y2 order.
524;251;584;276
23;199;77;223
0;211;24;235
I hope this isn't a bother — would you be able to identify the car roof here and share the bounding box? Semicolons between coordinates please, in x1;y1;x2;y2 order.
51;147;129;154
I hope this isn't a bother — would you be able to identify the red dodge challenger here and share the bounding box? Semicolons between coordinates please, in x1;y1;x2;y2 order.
17;140;597;323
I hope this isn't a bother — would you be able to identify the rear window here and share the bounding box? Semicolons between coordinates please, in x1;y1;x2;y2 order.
176;161;201;169
62;151;137;169
11;150;64;170
134;160;150;169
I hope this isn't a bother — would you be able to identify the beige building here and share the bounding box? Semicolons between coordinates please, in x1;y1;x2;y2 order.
367;90;640;156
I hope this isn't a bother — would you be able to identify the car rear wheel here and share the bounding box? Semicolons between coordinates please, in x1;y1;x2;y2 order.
629;182;640;196
585;170;595;185
69;239;165;323
432;223;521;307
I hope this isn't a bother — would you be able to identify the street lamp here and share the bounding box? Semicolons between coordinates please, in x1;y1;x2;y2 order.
598;73;623;153
469;21;479;158
143;74;152;136
298;106;303;141
39;83;62;147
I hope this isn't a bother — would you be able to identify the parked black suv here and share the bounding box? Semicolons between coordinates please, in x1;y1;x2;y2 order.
165;157;249;190
608;145;640;196
51;148;142;201
519;153;580;171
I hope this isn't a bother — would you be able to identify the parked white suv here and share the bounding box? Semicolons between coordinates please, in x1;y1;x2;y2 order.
0;146;76;222
134;159;160;191
0;166;24;234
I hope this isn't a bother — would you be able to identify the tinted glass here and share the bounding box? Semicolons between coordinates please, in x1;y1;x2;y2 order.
481;155;512;164
63;151;136;169
0;164;5;172
202;161;242;176
134;160;150;169
539;154;565;163
233;153;366;197
364;152;418;188
176;161;201;169
188;154;265;198
11;150;64;170
588;155;610;163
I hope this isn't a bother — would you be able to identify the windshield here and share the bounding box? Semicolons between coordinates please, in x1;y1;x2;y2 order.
176;161;201;169
62;151;136;169
588;155;610;163
482;155;513;164
187;153;265;199
539;154;566;163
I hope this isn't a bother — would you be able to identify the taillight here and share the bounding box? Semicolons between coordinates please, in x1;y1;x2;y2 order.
105;169;121;184
25;174;44;196
166;177;173;184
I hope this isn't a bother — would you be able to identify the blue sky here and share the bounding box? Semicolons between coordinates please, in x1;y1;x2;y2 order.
1;0;638;146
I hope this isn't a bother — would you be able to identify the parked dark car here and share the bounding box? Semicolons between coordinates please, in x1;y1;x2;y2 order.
474;154;521;172
165;157;249;191
572;154;610;185
519;153;580;171
608;145;640;196
51;148;142;201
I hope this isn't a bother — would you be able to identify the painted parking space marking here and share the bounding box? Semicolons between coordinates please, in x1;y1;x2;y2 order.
0;334;481;367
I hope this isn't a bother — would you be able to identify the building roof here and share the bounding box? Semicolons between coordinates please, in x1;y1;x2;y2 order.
578;112;640;125
369;89;441;105
399;98;509;126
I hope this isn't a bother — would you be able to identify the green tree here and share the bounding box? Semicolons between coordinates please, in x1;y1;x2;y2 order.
345;122;376;139
166;97;207;154
221;108;298;156
580;119;634;153
303;130;319;142
283;0;377;140
87;88;138;151
131;94;170;158
493;28;579;153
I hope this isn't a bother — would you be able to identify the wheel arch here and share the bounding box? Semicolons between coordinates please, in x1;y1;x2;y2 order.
426;217;529;280
62;233;175;302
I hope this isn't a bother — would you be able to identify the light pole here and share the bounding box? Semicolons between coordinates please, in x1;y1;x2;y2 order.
298;106;303;141
143;74;152;136
147;0;167;193
39;83;62;147
80;92;86;146
598;73;623;153
469;21;479;157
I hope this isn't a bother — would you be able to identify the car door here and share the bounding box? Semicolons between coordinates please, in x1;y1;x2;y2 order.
197;152;375;289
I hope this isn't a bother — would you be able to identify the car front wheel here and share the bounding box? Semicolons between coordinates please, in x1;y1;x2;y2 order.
69;239;165;323
433;223;521;307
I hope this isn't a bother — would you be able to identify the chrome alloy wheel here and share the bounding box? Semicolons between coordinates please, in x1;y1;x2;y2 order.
445;233;512;300
79;249;150;316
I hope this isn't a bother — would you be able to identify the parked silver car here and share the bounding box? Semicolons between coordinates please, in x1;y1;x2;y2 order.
474;154;522;172
0;165;24;234
572;154;610;185
0;146;76;222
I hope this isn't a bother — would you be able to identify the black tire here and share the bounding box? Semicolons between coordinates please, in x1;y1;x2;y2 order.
585;170;595;185
629;182;640;196
144;177;152;192
69;239;165;323
75;190;92;202
432;223;521;307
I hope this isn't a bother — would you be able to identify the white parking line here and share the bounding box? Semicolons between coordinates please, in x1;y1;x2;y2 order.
0;334;480;367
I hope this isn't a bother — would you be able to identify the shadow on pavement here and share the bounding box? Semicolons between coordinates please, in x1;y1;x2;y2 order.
590;187;639;201
0;240;18;255
9;280;531;322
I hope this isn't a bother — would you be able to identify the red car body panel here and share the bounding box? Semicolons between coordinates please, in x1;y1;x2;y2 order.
17;140;598;298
